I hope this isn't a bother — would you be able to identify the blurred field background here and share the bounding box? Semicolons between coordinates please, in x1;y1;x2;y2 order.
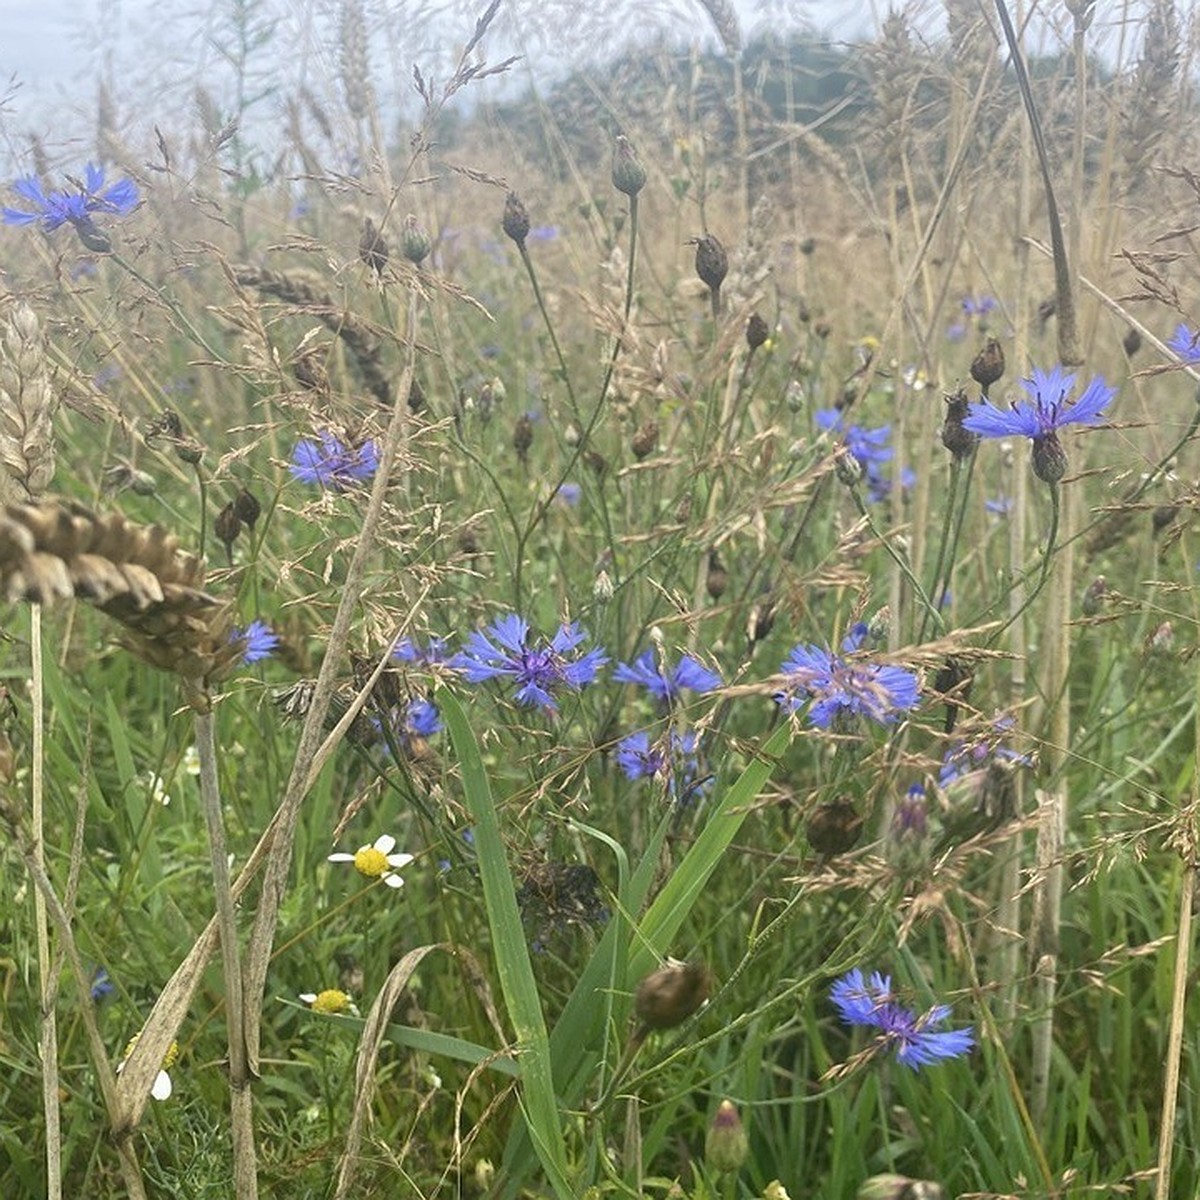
1;1;1200;1197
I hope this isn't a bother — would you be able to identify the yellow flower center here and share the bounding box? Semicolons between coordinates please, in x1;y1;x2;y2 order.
121;1033;179;1070
311;989;351;1015
353;846;389;877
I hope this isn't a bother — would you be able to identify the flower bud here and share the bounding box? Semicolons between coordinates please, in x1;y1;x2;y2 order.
215;502;242;563
400;213;431;265
805;797;864;856
593;568;614;603
1123;327;1142;357
233;488;262;528
969;337;1005;393
503;192;530;246
706;551;728;600
631;418;658;461
611;134;647;197
746;312;769;351
1081;575;1107;616
691;233;727;317
634;960;711;1030
705;1100;749;1175
512;413;534;462
834;446;863;487
887;786;929;873
359;217;389;276
785;380;806;412
941;388;978;461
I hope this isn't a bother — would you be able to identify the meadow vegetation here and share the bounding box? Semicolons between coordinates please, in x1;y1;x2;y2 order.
1;1;1200;1197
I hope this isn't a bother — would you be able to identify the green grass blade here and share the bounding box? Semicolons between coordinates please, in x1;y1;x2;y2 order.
438;689;573;1197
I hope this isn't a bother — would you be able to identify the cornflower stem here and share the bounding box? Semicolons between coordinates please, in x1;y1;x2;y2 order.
983;479;1060;646
194;705;256;1197
919;451;970;644
30;607;62;1200
847;482;944;634
511;196;640;609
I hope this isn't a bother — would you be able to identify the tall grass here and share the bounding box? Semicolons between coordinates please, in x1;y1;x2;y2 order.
1;1;1199;1197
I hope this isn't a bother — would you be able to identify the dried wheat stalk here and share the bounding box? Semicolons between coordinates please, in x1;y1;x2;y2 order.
0;302;59;503
697;0;741;57
0;500;237;689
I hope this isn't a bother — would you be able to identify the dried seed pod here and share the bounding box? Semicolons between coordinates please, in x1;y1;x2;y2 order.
359;217;389;277
214;502;241;564
969;338;1005;394
634;960;711;1030
805;797;864;855
233;488;261;528
631;419;658;461
941;388;978;461
746;312;769;351
503;192;530;247
706;551;728;600
512;413;534;463
690;233;728;318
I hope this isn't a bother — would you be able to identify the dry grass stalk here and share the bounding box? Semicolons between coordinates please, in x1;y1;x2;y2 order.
0;302;59;503
1121;0;1180;192
697;0;741;57
867;10;919;176
339;0;373;121
0;500;236;688
232;263;393;405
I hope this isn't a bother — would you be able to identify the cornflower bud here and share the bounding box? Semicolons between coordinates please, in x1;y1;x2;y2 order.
1123;328;1142;357
503;192;530;246
400;213;431;265
705;1100;749;1175
359;217;389;276
215;502;242;563
631;418;658;461
941;388;978;461
706;551;728;600
969;337;1005;394
690;233;727;318
634;960;711;1030
805;796;864;856
233;488;262;528
611;134;647;197
512;413;534;463
1081;575;1107;616
746;312;769;351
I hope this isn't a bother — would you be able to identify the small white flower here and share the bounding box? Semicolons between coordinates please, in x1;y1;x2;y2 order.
299;988;358;1016
145;772;170;806
328;834;414;889
182;745;201;777
117;1035;178;1101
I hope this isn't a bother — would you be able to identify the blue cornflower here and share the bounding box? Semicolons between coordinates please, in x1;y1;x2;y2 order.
866;463;915;505
615;730;708;803
90;967;115;1004
816;409;893;470
404;697;443;737
962;365;1115;484
613;649;722;704
1168;323;1200;363
777;626;920;729
553;482;582;507
232;619;279;664
393;634;452;666
830;968;975;1070
962;294;997;319
290;432;379;489
450;613;608;712
3;162;139;236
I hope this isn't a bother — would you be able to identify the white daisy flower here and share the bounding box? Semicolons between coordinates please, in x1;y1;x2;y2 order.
328;834;414;889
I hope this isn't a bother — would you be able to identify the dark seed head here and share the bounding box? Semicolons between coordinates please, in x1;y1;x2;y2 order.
611;134;647;198
359;217;389;276
691;233;728;293
233;488;262;528
1123;327;1142;357
634;960;711;1030
631;418;658;461
969;337;1005;392
805;797;864;856
503;192;530;246
746;312;769;351
941;388;978;461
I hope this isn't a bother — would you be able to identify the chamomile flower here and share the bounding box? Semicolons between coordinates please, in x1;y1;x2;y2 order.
327;834;414;889
299;989;359;1016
